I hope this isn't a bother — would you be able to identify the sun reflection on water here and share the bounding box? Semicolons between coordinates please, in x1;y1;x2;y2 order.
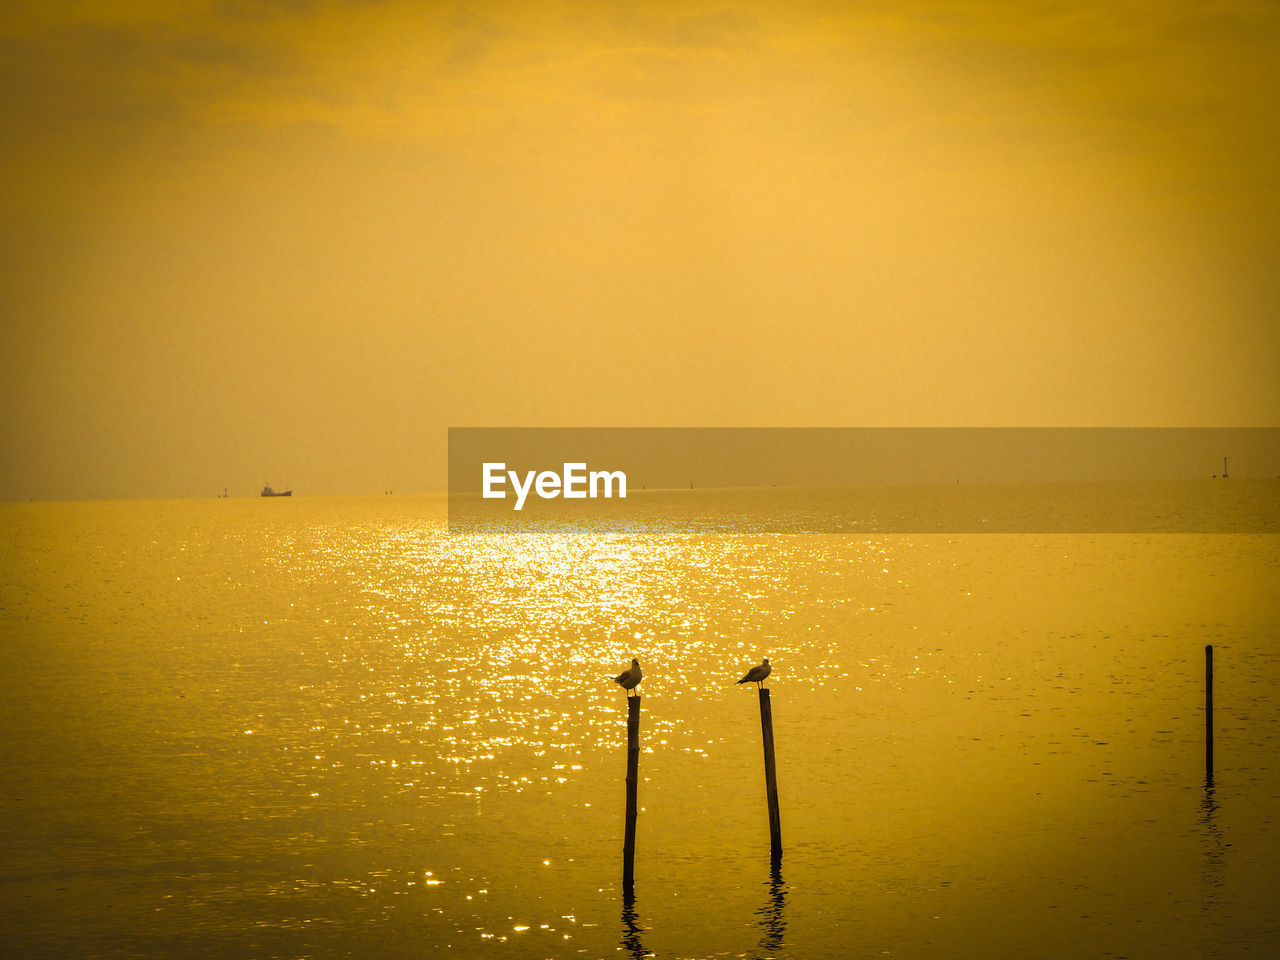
7;495;1273;957
250;516;930;866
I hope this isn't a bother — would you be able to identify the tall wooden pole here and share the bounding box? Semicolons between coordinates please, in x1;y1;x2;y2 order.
623;695;640;890
758;687;782;859
1205;645;1214;782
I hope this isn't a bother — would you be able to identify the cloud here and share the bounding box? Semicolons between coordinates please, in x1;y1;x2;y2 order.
0;18;299;156
210;0;320;19
610;4;760;51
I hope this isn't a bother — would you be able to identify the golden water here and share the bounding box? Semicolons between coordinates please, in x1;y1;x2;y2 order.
1;491;1277;957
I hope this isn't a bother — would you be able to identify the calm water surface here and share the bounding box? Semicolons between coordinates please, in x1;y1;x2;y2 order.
1;490;1277;958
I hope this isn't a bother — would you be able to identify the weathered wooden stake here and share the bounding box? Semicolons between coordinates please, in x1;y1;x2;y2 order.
623;695;640;890
758;687;783;859
1205;644;1214;782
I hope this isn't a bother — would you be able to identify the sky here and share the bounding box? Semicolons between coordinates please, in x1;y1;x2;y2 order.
2;0;1278;500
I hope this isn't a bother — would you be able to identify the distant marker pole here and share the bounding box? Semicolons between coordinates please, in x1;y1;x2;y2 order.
1205;645;1214;782
757;687;783;859
623;695;640;890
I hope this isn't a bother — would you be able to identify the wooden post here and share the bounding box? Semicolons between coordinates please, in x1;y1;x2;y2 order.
758;687;782;859
1205;645;1214;782
623;695;640;890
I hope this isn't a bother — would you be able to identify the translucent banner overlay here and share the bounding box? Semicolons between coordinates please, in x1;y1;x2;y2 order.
448;428;1280;534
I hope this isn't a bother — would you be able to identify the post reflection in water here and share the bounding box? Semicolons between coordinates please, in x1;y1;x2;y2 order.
621;888;649;960
754;857;788;958
1199;777;1228;917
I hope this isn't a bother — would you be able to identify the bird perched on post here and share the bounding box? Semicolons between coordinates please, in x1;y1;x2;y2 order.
614;658;642;696
737;658;771;687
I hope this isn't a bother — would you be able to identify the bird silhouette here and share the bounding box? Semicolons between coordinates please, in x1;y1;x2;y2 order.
737;658;771;687
614;658;642;696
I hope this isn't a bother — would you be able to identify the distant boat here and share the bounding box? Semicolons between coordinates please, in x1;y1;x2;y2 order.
261;485;292;497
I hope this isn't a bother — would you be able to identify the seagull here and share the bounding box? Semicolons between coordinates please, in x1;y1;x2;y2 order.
614;658;642;696
737;658;771;687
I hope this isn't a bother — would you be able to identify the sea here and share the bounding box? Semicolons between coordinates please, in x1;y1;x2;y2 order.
1;484;1278;959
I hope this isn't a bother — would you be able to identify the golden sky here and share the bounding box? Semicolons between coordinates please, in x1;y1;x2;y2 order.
2;0;1277;499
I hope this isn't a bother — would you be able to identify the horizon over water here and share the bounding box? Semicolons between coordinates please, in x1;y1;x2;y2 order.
1;485;1277;958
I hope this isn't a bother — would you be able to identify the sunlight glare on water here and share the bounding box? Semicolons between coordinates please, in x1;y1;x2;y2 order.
1;490;1277;958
